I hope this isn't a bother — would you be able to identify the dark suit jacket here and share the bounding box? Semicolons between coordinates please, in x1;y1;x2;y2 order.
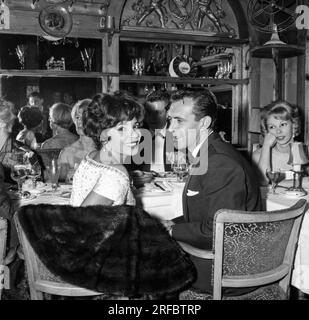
172;133;262;294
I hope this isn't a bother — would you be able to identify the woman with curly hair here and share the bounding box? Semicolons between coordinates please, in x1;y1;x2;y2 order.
252;100;301;182
16;106;43;149
70;92;144;207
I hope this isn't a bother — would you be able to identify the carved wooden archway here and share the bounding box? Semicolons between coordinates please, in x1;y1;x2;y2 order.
108;0;249;40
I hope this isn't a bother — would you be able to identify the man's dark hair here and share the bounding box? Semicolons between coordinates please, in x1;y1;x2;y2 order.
145;90;170;110
170;89;218;129
28;91;42;100
18;106;43;130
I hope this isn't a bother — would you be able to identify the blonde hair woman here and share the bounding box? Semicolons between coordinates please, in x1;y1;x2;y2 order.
58;99;96;182
252;100;301;182
41;102;78;150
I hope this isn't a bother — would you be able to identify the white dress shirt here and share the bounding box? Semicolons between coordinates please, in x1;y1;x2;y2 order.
150;125;166;173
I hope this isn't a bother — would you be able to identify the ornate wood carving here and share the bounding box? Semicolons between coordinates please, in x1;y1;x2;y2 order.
121;0;237;37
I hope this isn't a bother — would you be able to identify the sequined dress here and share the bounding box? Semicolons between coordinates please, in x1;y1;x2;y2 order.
70;153;135;207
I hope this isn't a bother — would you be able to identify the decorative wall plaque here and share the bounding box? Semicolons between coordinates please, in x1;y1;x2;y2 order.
39;5;73;38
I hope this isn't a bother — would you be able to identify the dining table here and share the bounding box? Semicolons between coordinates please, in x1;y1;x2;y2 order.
13;176;185;221
11;174;309;296
265;177;309;295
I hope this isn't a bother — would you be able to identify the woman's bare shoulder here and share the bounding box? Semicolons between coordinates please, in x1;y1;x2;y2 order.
110;164;129;177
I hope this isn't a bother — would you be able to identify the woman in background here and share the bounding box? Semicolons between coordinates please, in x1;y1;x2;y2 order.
252;100;301;182
0;98;16;171
70;92;144;207
58;99;96;182
0;163;18;265
16;106;43;150
41;102;78;150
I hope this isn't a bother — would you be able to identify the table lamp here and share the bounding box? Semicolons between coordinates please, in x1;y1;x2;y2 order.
286;142;309;197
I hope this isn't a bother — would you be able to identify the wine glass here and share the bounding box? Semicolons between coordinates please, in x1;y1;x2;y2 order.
266;169;282;194
85;48;95;72
28;163;41;189
132;58;139;75
137;57;145;76
170;152;189;182
10;163;29;198
16;44;27;70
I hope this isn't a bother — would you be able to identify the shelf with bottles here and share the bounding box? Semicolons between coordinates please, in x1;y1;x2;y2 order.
0;34;102;73
119;75;248;86
119;41;242;85
0;69;118;79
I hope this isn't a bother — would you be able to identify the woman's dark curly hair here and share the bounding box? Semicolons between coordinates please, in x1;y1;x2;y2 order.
18;106;43;130
83;92;144;150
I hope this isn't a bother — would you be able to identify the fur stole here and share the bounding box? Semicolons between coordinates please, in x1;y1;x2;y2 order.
17;204;196;296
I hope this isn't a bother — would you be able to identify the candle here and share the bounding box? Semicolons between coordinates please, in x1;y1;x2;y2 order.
106;15;114;30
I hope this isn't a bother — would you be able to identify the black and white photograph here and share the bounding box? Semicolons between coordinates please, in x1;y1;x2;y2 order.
1;0;309;310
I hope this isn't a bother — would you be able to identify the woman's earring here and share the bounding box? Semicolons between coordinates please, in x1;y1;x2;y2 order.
101;139;108;152
101;136;111;152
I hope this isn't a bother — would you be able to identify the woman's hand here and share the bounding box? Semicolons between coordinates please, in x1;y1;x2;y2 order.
263;133;277;149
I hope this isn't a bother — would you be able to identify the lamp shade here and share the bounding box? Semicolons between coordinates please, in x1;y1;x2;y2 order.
288;142;309;165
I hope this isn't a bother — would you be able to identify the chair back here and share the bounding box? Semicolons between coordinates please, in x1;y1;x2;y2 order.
0;218;7;300
212;199;306;299
14;213;101;300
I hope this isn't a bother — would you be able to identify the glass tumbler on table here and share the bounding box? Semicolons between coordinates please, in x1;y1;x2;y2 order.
46;159;60;193
170;152;189;182
28;162;41;189
266;169;282;194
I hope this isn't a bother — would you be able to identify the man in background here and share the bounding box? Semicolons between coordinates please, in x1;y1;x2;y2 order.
24;92;48;141
130;90;173;173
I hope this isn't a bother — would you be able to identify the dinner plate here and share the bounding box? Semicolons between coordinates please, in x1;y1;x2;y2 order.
8;192;36;201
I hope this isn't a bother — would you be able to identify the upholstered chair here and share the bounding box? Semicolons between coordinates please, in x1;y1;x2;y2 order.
179;199;306;300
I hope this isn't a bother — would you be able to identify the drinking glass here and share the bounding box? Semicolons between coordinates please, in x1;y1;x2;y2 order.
266;169;282;194
170;152;189;182
46;159;60;193
132;58;139;75
16;44;27;70
28;163;41;189
10;163;29;198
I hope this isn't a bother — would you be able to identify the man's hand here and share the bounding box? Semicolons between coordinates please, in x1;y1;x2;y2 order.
161;220;175;236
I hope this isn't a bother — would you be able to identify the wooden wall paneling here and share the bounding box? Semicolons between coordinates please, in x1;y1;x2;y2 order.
232;46;242;146
241;45;249;148
102;32;119;93
0;9;105;39
303;33;309;144
248;52;261;153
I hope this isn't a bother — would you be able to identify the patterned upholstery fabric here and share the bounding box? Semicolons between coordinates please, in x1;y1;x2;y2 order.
180;215;295;300
179;284;286;300
222;221;293;276
37;258;63;283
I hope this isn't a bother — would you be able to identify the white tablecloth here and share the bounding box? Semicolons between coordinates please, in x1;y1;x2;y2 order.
18;181;185;221
265;177;309;294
